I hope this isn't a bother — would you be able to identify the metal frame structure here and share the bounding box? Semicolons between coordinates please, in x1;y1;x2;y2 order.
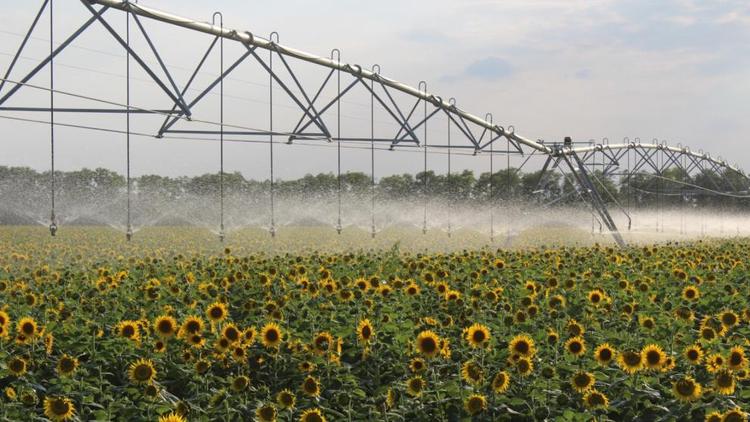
1;0;747;247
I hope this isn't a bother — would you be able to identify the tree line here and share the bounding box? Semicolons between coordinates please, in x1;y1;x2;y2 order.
0;165;747;208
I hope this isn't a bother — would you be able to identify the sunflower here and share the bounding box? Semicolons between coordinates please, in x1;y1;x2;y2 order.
491;371;510;394
463;323;491;348
516;357;534;376
242;327;257;345
571;371;595;393
357;319;374;343
727;346;747;370
410;357;426;373
301;376;321;397
582;389;609;410
43;396;75;422
276;389;296;410
56;354;79;376
672;376;702;402
682;286;699;301
684;344;703;365
158;412;187;422
128;358;157;385
406;376;425;397
464;394;487;415
706;412;723;422
311;331;334;355
17;317;38;339
618;350;643;374
116;320;140;341
566;320;584;337
180;315;204;336
565;336;586;357
231;375;250;392
587;289;605;306
7;356;27;377
642;344;666;370
460;360;484;385
154;315;178;338
722;408;747;422
405;283;420;296
299;408;326;422
256;404;277;422
720;310;739;329
194;359;210;374
415;330;441;358
0;310;9;328
594;343;616;366
261;322;283;348
222;323;242;344
715;369;736;395
206;302;228;323
707;353;725;373
509;333;535;357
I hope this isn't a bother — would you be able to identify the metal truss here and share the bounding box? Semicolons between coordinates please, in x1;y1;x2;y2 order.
1;0;747;247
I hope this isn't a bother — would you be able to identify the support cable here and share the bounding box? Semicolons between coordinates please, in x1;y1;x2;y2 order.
269;32;279;237
370;64;379;238
420;81;427;234
335;48;342;234
214;12;225;242
125;2;132;241
49;0;57;236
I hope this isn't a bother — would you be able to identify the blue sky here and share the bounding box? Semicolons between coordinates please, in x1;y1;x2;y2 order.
0;0;748;178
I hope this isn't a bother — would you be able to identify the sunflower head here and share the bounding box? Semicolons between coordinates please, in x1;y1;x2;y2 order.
509;333;535;357
43;396;76;422
17;317;38;339
154;315;178;338
255;404;277;422
206;302;228;322
56;355;79;376
721;408;747;422
571;371;595;393
409;357;426;373
618;350;643;374
728;346;746;370
464;394;487;415
261;322;283;348
7;356;27;376
492;371;510;394
460;360;484;385
222;323;241;343
128;358;157;385
300;408;326;422
302;376;321;397
276;389;296;409
565;336;586;357
357;319;374;343
641;344;666;370
684;344;703;364
158;412;187;422
594;343;616;366
672;376;702;402
715;369;736;395
516;357;534;376
582;389;609;410
231;375;250;392
415;330;441;358
406;376;425;397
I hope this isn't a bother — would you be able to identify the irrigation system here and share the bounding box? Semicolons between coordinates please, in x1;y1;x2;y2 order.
1;0;748;247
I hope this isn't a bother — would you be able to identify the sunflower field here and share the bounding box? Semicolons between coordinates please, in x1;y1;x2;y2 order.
0;227;749;421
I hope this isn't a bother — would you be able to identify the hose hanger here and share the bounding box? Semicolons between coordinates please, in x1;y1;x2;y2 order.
419;80;428;234
213;11;225;242
269;31;279;238
370;64;380;239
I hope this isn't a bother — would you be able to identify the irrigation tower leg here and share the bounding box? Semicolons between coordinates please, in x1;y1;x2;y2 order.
560;152;626;247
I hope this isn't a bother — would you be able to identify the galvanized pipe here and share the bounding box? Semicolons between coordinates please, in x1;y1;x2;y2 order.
87;0;549;153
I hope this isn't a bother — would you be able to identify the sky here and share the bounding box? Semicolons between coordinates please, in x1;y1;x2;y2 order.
0;0;748;181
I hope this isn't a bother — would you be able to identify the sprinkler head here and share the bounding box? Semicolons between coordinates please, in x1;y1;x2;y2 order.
336;223;342;235
49;222;58;237
269;225;276;238
371;225;376;239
